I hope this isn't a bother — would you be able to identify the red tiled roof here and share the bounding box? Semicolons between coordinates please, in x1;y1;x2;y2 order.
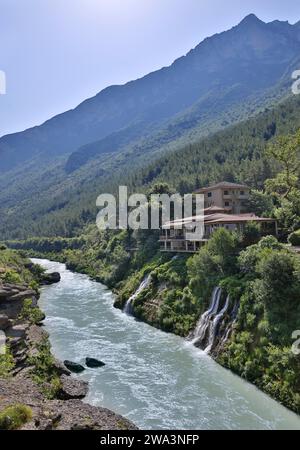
163;213;276;228
204;213;276;225
196;181;249;193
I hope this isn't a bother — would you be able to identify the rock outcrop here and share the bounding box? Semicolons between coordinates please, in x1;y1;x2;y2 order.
40;272;61;285
0;271;137;430
86;357;105;368
64;361;85;373
58;375;88;400
0;376;136;430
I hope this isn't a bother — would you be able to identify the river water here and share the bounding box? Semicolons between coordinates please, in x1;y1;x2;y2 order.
34;259;300;430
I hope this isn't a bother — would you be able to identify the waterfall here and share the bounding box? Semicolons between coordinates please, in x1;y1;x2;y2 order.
231;301;240;321
220;322;234;347
123;274;152;315
205;295;230;354
219;301;240;348
191;287;222;345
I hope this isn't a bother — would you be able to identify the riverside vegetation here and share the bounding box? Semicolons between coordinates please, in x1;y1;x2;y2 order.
0;247;137;430
2;14;300;427
6;122;300;414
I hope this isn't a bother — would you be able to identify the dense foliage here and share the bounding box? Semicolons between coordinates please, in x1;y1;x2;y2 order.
1;94;300;239
2;90;300;414
219;236;300;412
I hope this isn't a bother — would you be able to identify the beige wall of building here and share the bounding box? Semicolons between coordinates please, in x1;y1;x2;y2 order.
198;183;250;214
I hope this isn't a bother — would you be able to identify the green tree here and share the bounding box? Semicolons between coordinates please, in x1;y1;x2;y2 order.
242;221;261;246
206;228;240;271
265;131;300;199
244;189;274;216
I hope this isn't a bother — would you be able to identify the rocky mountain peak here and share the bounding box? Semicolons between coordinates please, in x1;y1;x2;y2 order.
239;13;263;25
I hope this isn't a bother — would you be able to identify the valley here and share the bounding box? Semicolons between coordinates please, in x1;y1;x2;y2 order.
1;12;300;430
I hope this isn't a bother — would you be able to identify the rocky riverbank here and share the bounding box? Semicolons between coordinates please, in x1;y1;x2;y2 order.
0;254;137;430
4;235;300;416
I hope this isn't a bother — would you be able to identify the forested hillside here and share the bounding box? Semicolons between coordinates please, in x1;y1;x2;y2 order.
1;15;300;239
6;122;300;414
2;93;300;239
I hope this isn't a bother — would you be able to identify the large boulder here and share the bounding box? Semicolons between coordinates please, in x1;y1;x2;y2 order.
8;290;36;302
64;360;85;374
58;375;88;400
0;288;20;299
86;358;106;368
6;324;28;339
4;284;28;291
40;273;61;285
53;359;71;376
0;289;8;298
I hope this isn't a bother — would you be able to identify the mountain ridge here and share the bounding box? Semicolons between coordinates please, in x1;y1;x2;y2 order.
1;14;300;239
1;14;300;175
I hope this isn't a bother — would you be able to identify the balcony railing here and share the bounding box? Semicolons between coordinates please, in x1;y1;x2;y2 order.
159;234;209;242
159;235;185;241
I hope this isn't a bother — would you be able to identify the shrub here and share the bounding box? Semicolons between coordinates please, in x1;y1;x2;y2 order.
0;404;32;430
19;299;45;324
238;236;284;275
0;348;15;378
3;269;22;284
243;190;274;217
242;222;261;246
288;229;300;246
28;339;61;399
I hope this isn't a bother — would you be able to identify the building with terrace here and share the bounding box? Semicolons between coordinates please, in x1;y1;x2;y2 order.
159;182;277;253
195;181;250;214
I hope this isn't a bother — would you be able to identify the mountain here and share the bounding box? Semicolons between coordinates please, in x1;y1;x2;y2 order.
1;14;300;175
1;14;300;239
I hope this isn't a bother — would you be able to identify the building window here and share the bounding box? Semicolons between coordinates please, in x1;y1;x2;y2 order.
240;191;245;195
207;192;212;198
225;202;230;207
224;190;229;195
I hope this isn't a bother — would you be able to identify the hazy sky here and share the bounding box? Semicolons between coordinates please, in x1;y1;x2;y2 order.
0;0;300;137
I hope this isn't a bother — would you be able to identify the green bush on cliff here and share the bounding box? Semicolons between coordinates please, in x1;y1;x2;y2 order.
187;228;241;310
118;253;198;336
28;339;61;399
218;237;300;413
238;235;284;276
19;299;45;325
0;247;38;285
262;345;300;412
288;229;300;246
0;404;33;430
3;269;22;284
158;286;197;336
0;347;15;378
